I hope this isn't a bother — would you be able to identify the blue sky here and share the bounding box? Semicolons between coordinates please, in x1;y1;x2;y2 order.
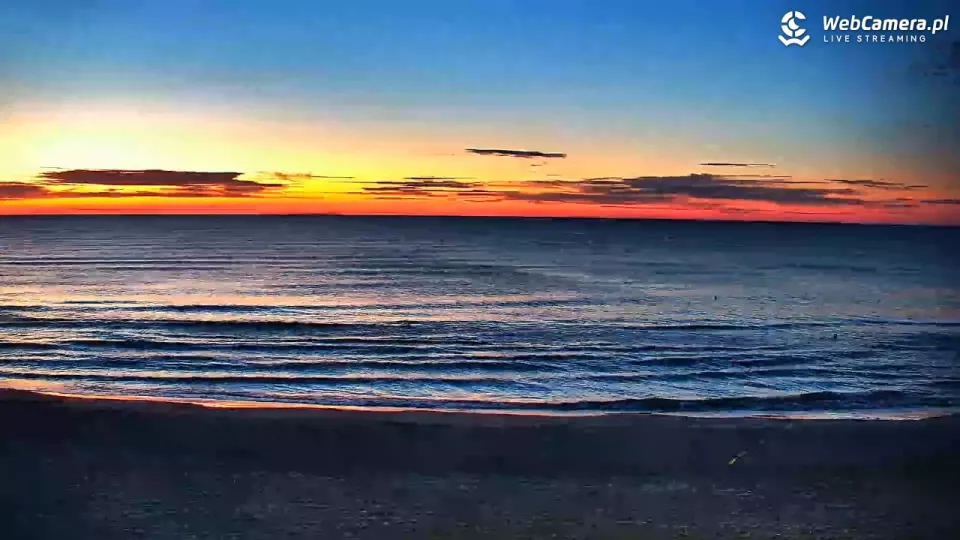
2;1;952;131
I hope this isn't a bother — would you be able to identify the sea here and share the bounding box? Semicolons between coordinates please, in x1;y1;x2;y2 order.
1;215;958;418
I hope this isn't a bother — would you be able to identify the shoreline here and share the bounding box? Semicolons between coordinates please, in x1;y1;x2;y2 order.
3;387;959;538
2;382;955;421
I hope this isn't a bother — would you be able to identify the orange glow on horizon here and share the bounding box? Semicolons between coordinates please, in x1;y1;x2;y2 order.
2;191;958;225
2;101;957;225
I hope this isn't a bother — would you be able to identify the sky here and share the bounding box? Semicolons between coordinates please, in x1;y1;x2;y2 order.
1;0;958;223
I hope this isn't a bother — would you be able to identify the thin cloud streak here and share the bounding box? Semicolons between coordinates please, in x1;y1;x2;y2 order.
466;148;567;159
828;178;928;191
267;172;356;181
403;176;477;181
700;162;776;168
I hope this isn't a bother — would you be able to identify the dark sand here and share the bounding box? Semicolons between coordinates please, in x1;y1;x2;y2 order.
1;390;958;539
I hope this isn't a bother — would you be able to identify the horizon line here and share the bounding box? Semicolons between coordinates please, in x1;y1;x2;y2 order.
1;212;955;227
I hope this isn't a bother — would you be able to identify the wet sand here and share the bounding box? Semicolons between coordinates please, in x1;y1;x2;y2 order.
1;389;958;539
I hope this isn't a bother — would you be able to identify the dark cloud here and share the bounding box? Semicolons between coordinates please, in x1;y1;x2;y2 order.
361;177;487;197
870;197;920;209
0;182;222;200
922;198;960;205
700;162;776;168
40;169;243;186
466;148;567;159
0;183;48;200
269;172;355;181
514;174;864;206
403;176;476;181
717;207;761;215
724;174;794;179
495;189;660;205
357;173;871;207
828;178;927;191
34;169;284;198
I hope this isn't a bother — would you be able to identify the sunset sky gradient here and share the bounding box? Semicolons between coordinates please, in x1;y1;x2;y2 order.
1;0;958;223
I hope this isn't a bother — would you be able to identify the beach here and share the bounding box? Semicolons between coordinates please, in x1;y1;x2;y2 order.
2;389;958;539
2;0;959;536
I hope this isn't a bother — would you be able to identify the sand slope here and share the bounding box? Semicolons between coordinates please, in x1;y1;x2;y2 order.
1;390;958;539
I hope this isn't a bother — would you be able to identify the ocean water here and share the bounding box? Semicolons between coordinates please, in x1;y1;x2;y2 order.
1;215;958;418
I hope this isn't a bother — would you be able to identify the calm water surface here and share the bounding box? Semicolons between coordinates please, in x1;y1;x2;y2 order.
1;216;958;417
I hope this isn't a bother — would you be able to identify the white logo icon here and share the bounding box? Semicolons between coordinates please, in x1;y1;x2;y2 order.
780;11;810;46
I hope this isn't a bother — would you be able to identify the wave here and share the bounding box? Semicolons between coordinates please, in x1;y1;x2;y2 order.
605;321;838;331
0;314;841;333
729;354;820;367
0;315;428;332
32;337;599;357
498;390;953;412
589;365;888;382
846;318;960;327
4;360;950;412
875;332;960;350
6;335;808;366
246;359;560;372
61;335;498;348
0;371;522;387
759;262;881;273
151;390;960;412
0;341;58;351
626;351;814;368
61;339;201;350
57;338;445;353
4;297;591;315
